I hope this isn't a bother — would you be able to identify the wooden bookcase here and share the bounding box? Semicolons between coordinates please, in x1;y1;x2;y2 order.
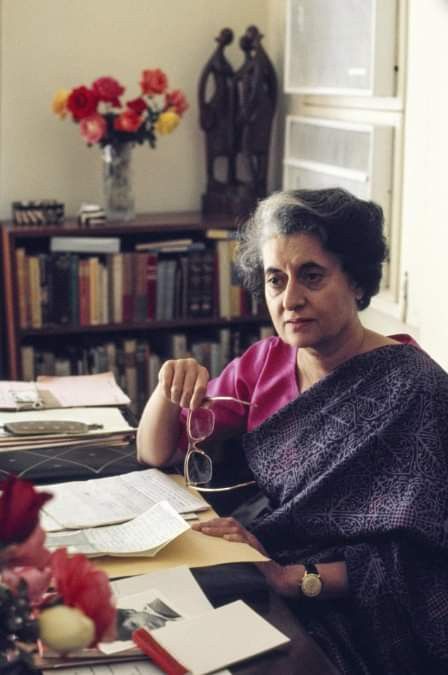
1;212;271;412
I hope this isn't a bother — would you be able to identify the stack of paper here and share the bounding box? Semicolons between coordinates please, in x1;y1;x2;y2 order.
0;406;135;452
0;372;130;410
45;501;189;557
40;468;208;531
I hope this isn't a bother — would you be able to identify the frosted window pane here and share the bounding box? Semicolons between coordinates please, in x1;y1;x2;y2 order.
289;120;371;172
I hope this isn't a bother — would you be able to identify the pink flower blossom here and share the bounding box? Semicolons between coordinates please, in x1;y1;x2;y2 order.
0;525;51;569
80;113;107;144
2;565;52;603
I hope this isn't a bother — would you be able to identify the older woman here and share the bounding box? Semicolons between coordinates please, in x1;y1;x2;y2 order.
137;188;448;674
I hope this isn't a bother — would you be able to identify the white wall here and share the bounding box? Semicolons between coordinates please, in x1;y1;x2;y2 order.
398;0;448;370
363;0;448;370
0;0;280;218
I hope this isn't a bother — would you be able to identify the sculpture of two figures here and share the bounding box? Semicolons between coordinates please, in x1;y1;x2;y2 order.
198;26;277;218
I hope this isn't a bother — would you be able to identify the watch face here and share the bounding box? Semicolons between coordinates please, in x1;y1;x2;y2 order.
302;573;322;598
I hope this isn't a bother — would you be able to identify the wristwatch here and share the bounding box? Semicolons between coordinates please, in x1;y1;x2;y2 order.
300;563;322;598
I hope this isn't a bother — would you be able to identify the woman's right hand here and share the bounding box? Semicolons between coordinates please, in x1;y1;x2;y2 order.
158;358;209;409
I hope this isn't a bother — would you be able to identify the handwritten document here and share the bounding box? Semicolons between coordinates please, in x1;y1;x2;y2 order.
45;501;189;557
41;469;208;529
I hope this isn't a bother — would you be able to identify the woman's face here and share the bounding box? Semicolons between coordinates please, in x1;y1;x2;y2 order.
262;232;361;353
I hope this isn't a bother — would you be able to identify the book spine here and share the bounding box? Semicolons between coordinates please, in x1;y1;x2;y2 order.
78;258;89;327
155;257;167;320
122;252;134;323
164;257;178;321
28;256;42;328
134;252;149;321
69;255;79;325
21;345;35;380
52;254;72;325
200;247;215;317
146;252;158;320
101;261;109;325
88;257;99;325
135;340;149;413
15;248;28;328
216;240;231;318
123;338;138;414
112;253;123;324
186;248;203;318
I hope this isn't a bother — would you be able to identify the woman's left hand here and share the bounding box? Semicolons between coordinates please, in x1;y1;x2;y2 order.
192;517;267;556
192;517;303;598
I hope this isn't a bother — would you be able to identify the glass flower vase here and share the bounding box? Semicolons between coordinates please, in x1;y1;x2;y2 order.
102;143;135;222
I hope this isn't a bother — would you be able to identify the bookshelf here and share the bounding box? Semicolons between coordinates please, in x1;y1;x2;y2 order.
1;212;272;413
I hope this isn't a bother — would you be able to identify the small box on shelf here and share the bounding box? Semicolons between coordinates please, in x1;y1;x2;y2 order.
12;200;64;227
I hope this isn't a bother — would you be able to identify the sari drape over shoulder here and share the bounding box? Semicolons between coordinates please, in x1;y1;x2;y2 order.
243;345;448;675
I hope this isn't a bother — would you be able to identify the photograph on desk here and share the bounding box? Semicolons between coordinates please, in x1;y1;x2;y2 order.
100;588;184;654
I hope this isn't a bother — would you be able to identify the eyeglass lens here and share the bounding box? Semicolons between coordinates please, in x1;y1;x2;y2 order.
187;451;213;484
188;407;214;441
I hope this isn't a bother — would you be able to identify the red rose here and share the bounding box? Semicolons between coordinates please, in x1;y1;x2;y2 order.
67;86;98;121
51;548;116;645
127;97;146;116
140;68;168;95
0;475;52;545
114;109;143;133
165;89;189;115
92;77;125;107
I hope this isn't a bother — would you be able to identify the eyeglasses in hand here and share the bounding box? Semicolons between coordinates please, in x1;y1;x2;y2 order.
184;396;256;493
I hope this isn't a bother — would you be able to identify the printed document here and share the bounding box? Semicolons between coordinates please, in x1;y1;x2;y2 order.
45;501;189;557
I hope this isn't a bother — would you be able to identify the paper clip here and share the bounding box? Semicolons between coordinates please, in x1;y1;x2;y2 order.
133;627;189;675
10;388;44;410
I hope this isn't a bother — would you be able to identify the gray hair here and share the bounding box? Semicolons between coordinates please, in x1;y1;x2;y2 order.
235;187;387;310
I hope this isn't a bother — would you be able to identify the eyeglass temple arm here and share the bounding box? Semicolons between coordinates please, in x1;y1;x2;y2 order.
204;395;254;406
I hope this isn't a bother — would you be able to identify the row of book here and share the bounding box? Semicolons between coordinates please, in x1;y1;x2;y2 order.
21;326;274;414
15;238;257;329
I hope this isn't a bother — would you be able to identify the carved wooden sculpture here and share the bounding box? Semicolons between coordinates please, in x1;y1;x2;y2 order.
199;26;278;217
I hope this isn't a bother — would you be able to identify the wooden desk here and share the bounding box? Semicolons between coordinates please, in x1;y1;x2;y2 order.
192;565;340;675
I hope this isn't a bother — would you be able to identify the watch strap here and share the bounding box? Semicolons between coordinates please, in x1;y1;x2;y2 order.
304;563;319;575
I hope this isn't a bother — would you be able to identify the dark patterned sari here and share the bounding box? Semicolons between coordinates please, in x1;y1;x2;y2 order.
243;345;448;675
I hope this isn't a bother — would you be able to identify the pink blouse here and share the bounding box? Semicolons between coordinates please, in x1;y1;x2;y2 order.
178;333;417;449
